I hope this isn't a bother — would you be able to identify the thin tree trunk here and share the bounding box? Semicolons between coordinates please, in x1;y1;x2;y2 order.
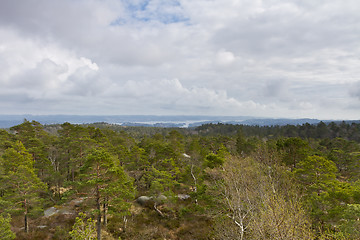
24;214;28;233
24;199;28;233
96;159;102;240
67;162;70;181
96;185;101;240
67;149;70;181
123;216;128;232
190;164;198;204
103;198;107;227
72;168;75;182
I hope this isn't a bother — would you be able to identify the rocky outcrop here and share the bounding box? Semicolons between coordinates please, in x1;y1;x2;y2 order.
44;207;58;217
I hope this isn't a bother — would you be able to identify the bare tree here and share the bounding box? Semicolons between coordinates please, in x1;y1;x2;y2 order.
215;155;314;240
249;194;313;240
215;156;264;240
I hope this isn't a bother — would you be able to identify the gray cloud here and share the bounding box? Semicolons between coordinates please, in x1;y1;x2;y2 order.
212;1;360;57
262;79;289;99
0;0;359;119
350;81;360;100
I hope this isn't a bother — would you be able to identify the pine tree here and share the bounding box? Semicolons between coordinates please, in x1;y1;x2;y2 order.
1;141;46;233
77;147;134;240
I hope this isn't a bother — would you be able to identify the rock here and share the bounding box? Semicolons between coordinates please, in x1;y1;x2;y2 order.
154;194;167;204
69;198;85;207
177;194;191;200
44;206;75;217
44;207;58;217
136;196;151;204
58;208;75;215
136;196;154;208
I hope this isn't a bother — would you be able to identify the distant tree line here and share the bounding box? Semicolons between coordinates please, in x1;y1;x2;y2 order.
195;121;360;141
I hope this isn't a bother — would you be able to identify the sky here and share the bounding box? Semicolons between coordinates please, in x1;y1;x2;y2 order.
0;0;360;120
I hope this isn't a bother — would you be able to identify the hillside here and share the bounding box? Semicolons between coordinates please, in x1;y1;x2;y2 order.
0;120;360;239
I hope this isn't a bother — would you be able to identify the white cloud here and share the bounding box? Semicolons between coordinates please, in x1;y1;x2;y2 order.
216;50;236;66
0;0;359;119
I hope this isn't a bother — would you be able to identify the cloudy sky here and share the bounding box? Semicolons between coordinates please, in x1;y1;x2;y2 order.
1;0;360;119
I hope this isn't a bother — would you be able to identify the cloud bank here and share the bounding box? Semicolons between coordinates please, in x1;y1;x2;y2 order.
0;0;360;119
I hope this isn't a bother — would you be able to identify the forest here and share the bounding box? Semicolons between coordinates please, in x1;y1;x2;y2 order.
0;120;360;239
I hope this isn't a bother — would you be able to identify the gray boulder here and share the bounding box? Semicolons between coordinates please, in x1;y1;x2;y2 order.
154;194;167;204
136;196;154;208
44;207;58;217
177;194;191;200
69;198;85;207
58;208;75;215
44;206;75;217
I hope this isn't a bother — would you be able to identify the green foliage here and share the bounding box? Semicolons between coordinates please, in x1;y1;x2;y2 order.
1;141;34;171
318;226;350;240
76;147;135;239
236;128;259;155
319;138;360;179
0;214;15;240
9;120;55;182
337;204;360;238
0;129;12;154
69;212;96;240
126;146;149;171
148;165;178;196
103;165;135;217
196;121;360;142
277;137;309;168
204;153;224;169
1;121;360;239
294;155;337;189
0;141;46;232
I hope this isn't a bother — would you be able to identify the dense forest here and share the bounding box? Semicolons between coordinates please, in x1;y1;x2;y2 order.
1;120;360;239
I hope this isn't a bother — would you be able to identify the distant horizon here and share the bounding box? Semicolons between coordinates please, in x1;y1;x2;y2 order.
1;113;358;121
1;1;360;120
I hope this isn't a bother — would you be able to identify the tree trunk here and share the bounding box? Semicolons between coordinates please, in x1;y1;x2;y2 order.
24;199;28;233
190;164;198;204
96;186;101;240
123;216;128;232
103;198;107;227
71;168;75;182
67;150;70;181
24;214;28;233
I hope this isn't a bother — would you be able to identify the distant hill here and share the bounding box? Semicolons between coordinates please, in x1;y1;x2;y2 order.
0;114;358;128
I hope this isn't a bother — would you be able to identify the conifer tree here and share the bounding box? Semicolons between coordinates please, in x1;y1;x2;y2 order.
77;147;134;240
1;141;46;233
